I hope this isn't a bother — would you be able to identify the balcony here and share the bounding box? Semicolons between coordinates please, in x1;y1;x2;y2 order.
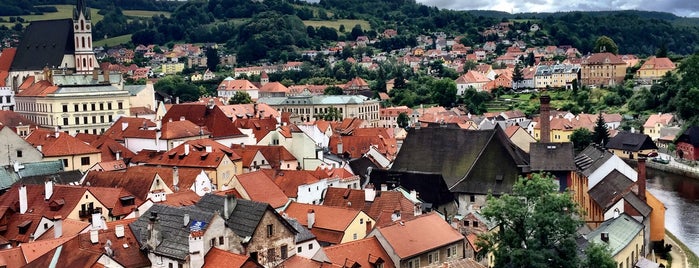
79;207;102;218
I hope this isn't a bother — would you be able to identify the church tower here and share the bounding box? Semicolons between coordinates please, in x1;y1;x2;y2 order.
73;0;97;74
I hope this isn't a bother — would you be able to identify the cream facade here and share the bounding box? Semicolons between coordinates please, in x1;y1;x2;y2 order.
257;94;381;126
340;211;374;244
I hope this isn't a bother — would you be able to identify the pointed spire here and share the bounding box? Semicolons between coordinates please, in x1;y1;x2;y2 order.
74;0;90;20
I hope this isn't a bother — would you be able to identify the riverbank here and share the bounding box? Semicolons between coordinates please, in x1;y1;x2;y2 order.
666;230;699;268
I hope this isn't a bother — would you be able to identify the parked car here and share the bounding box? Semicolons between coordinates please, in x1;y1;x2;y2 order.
646;152;659;157
652;157;670;164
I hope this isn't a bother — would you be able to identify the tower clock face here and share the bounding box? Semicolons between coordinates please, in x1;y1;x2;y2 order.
86;25;90;30
75;25;79;30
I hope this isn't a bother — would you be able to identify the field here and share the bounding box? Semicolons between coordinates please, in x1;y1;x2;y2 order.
303;19;371;30
123;10;170;18
0;5;104;27
94;34;132;47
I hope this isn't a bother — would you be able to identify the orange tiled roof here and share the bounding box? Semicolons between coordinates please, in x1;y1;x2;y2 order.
219;103;280;121
324;236;396;268
25;128;99;157
231;144;297;169
160;189;202;207
20;235;75;263
0;110;38;130
259;81;289;93
88;186;142;218
364;191;418;228
0;48;17;71
90;136;136;162
281;255;340;268
218;78;258;91
235;170;288;208
284;202;362;233
162;104;245;139
83;165;204;200
639;56;676;70
583;52;625;65
144;138;241;168
233;117;278;143
644;113;674;128
322;188;366;210
36;218;90;241
15;79;59;97
0;247;26;267
161;119;210;139
263;169;319;198
374;213;464;258
204;247;256;268
103;117;157;141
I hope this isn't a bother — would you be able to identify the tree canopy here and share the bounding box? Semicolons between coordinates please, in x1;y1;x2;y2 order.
228;91;253;104
592;113;610;146
593;36;619;54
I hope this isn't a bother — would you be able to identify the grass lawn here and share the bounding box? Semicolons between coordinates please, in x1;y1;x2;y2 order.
666;230;699;267
303;19;371;30
123;10;171;18
0;5;104;27
94;34;132;47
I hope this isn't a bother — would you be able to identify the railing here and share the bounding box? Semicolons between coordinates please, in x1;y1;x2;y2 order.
78;207;103;218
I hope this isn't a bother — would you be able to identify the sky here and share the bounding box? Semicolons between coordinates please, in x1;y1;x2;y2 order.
415;0;699;17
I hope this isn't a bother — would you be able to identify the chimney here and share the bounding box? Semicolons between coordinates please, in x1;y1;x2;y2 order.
380;184;388;192
223;194;236;220
391;210;402;222
409;189;417;200
638;157;647;201
92;68;99;81
307;209;315;229
115;151;121;161
205;145;212;153
180;116;186;121
364;184;376;202
601;232;609;243
183;213;190;227
44;179;54;200
54;126;60;138
121;121;129;131
176;97;180;104
366;220;373;234
147;212;161;250
53;216;63;238
19;185;27;214
539;95;551;143
337;140;343;155
184;144;190;156
102;69;110;84
115;224;124;238
173;166;180;190
92;213;103;230
90;229;99;244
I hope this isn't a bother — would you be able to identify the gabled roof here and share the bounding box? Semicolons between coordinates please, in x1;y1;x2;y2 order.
103;117;157;141
233;117;279;142
643;113;674;128
0;247;25;267
0;110;38;129
235;170;289;208
676;126;699;147
144;138;241;168
73;220;150;267
322;188;366;211
284;202;364;244
263;169;320;199
11;19;75;71
390;127;528;195
529;143;576;171
574;145;614;176
160;190;202;207
204;247;262;268
606;132;658;152
285;217;316;243
217;78;258;91
363;191;419;228
639;57;675;70
25;128;99;157
83;165;204;200
23;237;101;268
588;169;634;210
584;213;643;256
0;48;17;72
195;193;295;238
324;236;396;268
623;192;652;217
162;104;245;139
160;119;210;139
87;186;142;218
130;204;216;261
231;144;297;169
15;79;59;97
90;136;136;162
582;52;625;65
373;213;463;259
259;82;289;93
218;103;280;121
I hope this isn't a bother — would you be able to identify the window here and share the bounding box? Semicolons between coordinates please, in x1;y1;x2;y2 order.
219;236;224;245
353;233;357;240
83;117;88;124
83;104;87;111
447;245;457;258
91;103;95;111
360;218;364;224
464;220;469;227
267;224;274;237
108;103;112;110
210;238;216;247
281;245;288;259
428;251;439;264
250;252;258;262
16;150;22;158
470;195;476;202
75;117;80;125
266;248;275;263
63;118;69;125
74;104;79;111
61;159;68;168
407;258;420;268
81;156;90;166
62;105;68;112
168;263;173;268
297;247;302;253
108;115;113;122
473;221;479;227
92;116;96;123
99;103;104;110
118;102;123;109
308;244;313;250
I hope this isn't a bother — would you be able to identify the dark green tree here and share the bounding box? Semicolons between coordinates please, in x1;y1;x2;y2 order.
656;43;668;58
593;36;619;55
592;113;610;146
477;173;582;268
430;79;457;107
205;48;219;72
527;51;536;66
324;86;344;95
582;243;617;268
228;91;252;104
513;63;524;88
570;128;593;152
397;112;410;128
154;75;200;102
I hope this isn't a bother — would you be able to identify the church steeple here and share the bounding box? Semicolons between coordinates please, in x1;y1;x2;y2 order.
73;0;96;74
74;0;90;20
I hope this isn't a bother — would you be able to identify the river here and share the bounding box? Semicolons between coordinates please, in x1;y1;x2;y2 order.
647;168;699;255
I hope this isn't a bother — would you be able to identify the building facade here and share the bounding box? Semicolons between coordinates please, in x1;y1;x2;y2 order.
257;93;380;126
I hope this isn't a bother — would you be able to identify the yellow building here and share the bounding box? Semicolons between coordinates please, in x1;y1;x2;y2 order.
533;64;580;89
581;52;627;87
25;128;101;172
585;213;645;268
161;63;185;74
646;191;666;242
283;202;375;245
637;57;676;84
643;113;675;141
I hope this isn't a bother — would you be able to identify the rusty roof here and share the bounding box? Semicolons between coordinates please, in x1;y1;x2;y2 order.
25;128;100;156
235;170;288;208
324;236;396;268
373;213;464;259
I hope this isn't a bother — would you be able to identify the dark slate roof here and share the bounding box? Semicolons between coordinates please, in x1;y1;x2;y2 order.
285;217;316;243
11;19;75;71
529;142;576;171
17;170;83;185
196;193;295;238
574;145;613;176
675;126;699;147
348;156;379;185
369;169;454;208
389;127;529;195
130;204;216;261
606;132;658;152
588;169;634;210
623;192;652;217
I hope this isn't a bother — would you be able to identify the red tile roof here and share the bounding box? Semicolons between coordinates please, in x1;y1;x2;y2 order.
0;110;38;130
364;191;419;228
583;52;625;65
324;236;396;268
0;247;26;267
235;170;288;208
15;79;59;97
89;136;136;162
25;235;102;268
83;165;205;200
231;144;297;169
0;48;16;71
162;104;245;139
312;167;355;180
328;132;398;160
87;187;142;218
160;190;201;207
25;128;99;157
263;170;320;198
74;224;151;267
644;113;674;128
218;78;258;91
373;213;464;258
103;117;157;141
160;119;210;139
204;247;259;268
233;117;278;142
322;188;366;210
280;255;340;268
218;103;280;121
259;82;289;93
144;138;241;168
36;218;90;241
20;235;75;263
284;202;363;238
639;56;676;70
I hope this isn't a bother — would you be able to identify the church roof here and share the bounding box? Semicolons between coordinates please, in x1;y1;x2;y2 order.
11;19;75;71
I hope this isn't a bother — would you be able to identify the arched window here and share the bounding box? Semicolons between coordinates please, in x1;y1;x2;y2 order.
83;58;87;68
76;58;80;67
82;37;85;48
75;37;79;48
88;37;91;48
80;20;84;31
89;58;93;68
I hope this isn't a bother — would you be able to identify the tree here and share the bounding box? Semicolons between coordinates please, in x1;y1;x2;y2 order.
430;79;457;107
397;112;410;128
228;91;252;104
205;48;219;72
593;36;619;55
513;63;524;89
477;173;582;268
570;128;593;152
656;43;668;58
324;86;344;95
582;243;617;268
592;113;610;146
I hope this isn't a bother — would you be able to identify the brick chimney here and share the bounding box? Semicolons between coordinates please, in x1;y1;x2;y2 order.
539;95;551;143
638;157;647;201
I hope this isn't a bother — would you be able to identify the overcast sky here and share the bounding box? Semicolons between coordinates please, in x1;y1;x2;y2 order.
415;0;699;17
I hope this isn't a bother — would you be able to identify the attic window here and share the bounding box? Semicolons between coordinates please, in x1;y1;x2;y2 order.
119;196;135;206
18;220;31;234
49;199;66;211
168;151;177;158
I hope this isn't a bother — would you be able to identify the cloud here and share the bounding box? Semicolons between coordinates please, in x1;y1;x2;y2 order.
415;0;699;17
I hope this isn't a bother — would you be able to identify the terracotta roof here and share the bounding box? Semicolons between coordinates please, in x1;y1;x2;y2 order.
75;133;100;144
24;236;103;268
129;106;156;116
324;236;396;268
83;165;205;200
160;189;201;207
103;117;157;141
233;117;278;142
89;136;136;162
312;166;355;180
73;222;150;267
15;79;59;97
20;235;75;263
280;255;340;268
328;132;398;160
344;77;369;88
456;70;490;84
583;52;625;65
322;188;366;210
639;56;675;70
264;169;320;198
284;202;363;238
0;247;25;267
0;110;38;129
218;78;258;91
204;247;260;268
259;81;289;93
36;218;90;241
644;113;674;128
25;128;99;157
87;186;142;218
160;119;210;139
0;48;17;72
374;213;464;258
218;103;280;121
379;106;413;117
144;138;241;168
235;170;288;208
364;191;419;228
231;144;297;169
162;104;245;139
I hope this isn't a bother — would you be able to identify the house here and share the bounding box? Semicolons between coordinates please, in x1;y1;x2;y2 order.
285;217;321;259
87;136;136;163
529;142;576;191
0;126;43;166
283;202;374;246
226;170;289;209
263;169;324;205
257;125;325;170
195;193;298;266
504;125;537;153
217;77;260;100
675;126;699;161
0;110;38;137
161;103;251;147
231;144;299;172
637;57;676;84
455;70;491;94
25;128;101;172
323;186;424;228
643;113;675;141
256;94;381;126
369;213;465;267
582;213;645;268
323;236;396;268
581;53;627;87
369;127;530;216
606;132;658;159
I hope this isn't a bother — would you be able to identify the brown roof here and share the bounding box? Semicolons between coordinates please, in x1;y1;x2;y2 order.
583;52;625;65
103;117;157;141
160;189;201;207
364;191;418;228
235;170;288;208
129;106;156;116
233;117;279;143
89;136;136;162
25;128;99;156
87;187;142;218
83;165;205;200
231;144;297;169
284;202;363;235
322;188;366;210
0;247;26;267
264;169;320;198
644;113;674;128
259;81;289;93
280;255;341;268
0;110;38;129
374;213;464;258
73;220;150;268
160;119;210;139
143;138;241;168
218;103;280;121
162;104;245;139
20;236;75;263
329;132;398;160
324;236;396;268
25;236;103;268
639;56;676;70
204;247;261;268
